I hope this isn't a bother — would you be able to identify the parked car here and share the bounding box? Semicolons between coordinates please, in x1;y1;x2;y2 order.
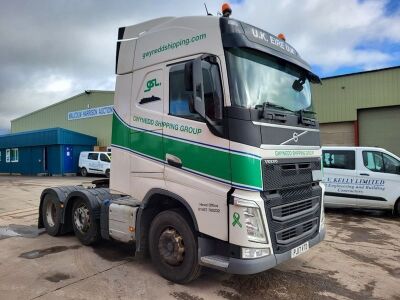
78;151;111;177
322;146;400;215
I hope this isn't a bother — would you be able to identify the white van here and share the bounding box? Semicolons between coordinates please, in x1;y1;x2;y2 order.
78;151;111;177
322;146;400;214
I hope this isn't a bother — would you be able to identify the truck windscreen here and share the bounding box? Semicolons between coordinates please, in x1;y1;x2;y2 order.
225;47;312;112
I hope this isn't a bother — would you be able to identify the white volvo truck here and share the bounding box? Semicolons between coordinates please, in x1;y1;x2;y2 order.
39;13;325;283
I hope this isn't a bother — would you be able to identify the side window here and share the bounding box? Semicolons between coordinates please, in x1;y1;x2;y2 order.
383;153;400;174
169;58;223;121
362;151;384;172
100;153;110;163
88;153;99;160
322;150;355;170
169;63;201;120
202;60;223;121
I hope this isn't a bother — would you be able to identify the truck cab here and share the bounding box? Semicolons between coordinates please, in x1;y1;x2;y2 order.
322;146;400;214
39;12;325;284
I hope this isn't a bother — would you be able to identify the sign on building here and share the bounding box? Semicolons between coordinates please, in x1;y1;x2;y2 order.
67;105;114;121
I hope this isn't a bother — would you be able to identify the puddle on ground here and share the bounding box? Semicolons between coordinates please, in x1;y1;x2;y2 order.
0;224;45;240
19;245;81;259
218;269;376;300
45;272;72;283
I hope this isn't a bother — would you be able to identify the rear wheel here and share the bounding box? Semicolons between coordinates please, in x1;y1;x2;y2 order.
81;167;88;177
71;198;100;245
149;210;201;283
42;194;62;236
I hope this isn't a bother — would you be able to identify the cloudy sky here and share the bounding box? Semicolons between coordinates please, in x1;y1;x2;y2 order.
0;0;399;134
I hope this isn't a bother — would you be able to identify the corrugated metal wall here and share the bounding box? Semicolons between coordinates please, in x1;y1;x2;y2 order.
11;91;114;146
312;67;400;123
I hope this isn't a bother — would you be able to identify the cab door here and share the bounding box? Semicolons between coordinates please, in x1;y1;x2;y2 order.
356;150;399;208
162;55;230;241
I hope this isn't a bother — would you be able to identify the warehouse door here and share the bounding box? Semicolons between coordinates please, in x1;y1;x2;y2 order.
319;122;355;146
359;106;400;157
64;146;74;173
30;147;44;175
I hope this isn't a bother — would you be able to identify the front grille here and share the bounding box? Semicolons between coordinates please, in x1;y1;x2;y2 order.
261;158;322;254
271;197;320;222
276;218;319;244
262;159;321;190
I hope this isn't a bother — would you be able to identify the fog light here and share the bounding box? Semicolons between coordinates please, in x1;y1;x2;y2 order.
241;247;270;259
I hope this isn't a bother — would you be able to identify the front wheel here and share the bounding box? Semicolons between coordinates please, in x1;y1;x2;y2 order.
71;198;100;245
105;169;110;178
149;210;201;284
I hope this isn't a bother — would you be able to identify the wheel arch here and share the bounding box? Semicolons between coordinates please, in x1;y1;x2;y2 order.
135;188;199;255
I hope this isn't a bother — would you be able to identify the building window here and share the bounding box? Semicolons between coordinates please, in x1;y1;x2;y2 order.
6;148;18;163
322;150;355;170
10;148;19;163
6;149;10;163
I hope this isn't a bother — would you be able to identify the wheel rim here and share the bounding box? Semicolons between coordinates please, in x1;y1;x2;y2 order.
158;227;185;266
82;169;87;176
73;203;90;233
45;200;57;227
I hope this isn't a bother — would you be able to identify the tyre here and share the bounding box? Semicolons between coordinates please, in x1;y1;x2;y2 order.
149;210;201;283
42;194;62;236
395;199;400;216
80;167;88;177
71;198;100;245
105;169;110;178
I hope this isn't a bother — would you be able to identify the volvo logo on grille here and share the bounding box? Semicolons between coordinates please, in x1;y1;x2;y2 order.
293;132;299;142
265;159;278;164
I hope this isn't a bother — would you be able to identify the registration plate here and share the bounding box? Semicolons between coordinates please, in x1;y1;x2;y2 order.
291;241;309;258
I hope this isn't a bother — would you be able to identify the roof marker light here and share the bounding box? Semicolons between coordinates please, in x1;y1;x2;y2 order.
222;3;232;17
277;33;286;41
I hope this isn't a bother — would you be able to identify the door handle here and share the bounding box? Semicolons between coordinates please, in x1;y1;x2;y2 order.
359;173;370;176
166;154;182;168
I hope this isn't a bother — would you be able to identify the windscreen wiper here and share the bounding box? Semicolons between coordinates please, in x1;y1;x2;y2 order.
256;101;293;123
256;101;294;113
298;109;316;126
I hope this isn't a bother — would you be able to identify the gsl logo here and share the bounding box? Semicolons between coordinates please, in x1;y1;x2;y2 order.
144;78;161;92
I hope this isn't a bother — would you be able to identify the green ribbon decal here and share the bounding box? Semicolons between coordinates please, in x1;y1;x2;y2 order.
232;212;242;228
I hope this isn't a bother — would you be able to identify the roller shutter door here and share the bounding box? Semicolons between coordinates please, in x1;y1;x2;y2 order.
319;122;355;146
359;106;400;156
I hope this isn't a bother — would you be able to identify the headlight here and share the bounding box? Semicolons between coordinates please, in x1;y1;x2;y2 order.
234;198;268;243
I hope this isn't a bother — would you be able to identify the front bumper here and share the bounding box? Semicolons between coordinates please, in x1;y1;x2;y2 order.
226;227;326;275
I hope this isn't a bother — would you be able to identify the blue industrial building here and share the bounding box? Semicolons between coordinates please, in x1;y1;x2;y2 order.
0;128;96;175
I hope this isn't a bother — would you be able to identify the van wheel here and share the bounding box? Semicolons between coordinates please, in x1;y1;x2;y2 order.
42;194;62;236
149;210;201;284
105;169;110;178
395;199;400;216
80;167;88;177
71;198;100;245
